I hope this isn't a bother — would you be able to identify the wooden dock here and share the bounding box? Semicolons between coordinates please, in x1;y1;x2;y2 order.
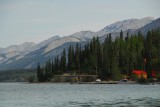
71;81;119;84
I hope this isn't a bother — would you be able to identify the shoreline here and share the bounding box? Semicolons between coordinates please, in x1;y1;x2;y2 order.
1;80;160;85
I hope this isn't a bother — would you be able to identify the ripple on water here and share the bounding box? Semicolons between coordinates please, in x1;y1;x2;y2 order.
0;83;160;107
64;98;160;107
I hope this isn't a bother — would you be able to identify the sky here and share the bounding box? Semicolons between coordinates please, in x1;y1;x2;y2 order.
0;0;160;48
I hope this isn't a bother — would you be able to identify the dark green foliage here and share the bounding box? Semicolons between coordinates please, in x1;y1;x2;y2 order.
75;43;80;70
0;69;36;82
157;74;160;82
37;28;160;81
138;76;148;84
36;62;41;81
28;75;35;83
54;56;59;74
120;30;123;40
60;49;66;73
67;45;75;71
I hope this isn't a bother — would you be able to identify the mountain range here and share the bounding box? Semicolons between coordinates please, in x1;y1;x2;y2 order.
0;17;159;70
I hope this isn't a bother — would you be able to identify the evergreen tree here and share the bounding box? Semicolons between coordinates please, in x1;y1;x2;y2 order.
67;45;74;71
120;30;123;40
111;41;121;80
54;56;59;74
51;60;55;75
37;62;41;81
61;49;66;73
75;43;80;71
145;31;152;78
45;60;52;81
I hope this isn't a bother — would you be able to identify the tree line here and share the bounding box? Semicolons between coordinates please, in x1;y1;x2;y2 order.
37;29;160;82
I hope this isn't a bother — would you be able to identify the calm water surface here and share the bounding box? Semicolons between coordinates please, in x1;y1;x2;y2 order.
0;83;160;107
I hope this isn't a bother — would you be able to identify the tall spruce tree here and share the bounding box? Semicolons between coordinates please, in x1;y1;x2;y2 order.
37;62;41;81
61;48;66;73
75;43;80;71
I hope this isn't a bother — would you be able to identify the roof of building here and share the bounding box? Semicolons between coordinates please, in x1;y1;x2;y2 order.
132;70;147;75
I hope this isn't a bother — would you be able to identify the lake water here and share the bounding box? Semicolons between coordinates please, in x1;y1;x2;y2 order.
0;83;160;107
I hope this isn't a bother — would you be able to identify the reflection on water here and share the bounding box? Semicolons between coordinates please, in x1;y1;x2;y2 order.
0;83;160;107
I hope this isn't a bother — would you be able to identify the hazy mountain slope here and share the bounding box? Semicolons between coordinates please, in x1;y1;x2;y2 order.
0;37;82;70
100;18;160;43
70;31;95;41
0;51;26;59
30;35;61;51
0;36;60;65
0;42;35;63
93;17;154;38
133;18;160;35
0;48;5;53
0;42;35;54
43;36;81;53
65;17;154;41
101;17;154;33
0;36;60;54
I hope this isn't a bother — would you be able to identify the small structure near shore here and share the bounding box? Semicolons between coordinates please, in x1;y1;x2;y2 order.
132;70;147;79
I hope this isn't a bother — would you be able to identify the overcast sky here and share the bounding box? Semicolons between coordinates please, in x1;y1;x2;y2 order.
0;0;160;47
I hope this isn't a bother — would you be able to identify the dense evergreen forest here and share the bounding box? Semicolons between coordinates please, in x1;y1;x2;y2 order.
0;69;36;82
37;29;160;82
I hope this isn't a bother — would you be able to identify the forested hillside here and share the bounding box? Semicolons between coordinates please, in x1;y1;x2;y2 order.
37;29;160;82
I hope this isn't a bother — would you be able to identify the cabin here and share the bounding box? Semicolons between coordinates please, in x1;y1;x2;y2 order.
132;70;147;79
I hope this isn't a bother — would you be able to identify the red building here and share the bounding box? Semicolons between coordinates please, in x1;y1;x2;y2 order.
132;70;147;79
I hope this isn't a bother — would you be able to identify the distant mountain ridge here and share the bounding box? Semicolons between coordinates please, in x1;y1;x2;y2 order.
133;17;160;35
0;17;159;70
30;35;61;51
76;17;154;40
0;42;35;54
101;17;154;33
